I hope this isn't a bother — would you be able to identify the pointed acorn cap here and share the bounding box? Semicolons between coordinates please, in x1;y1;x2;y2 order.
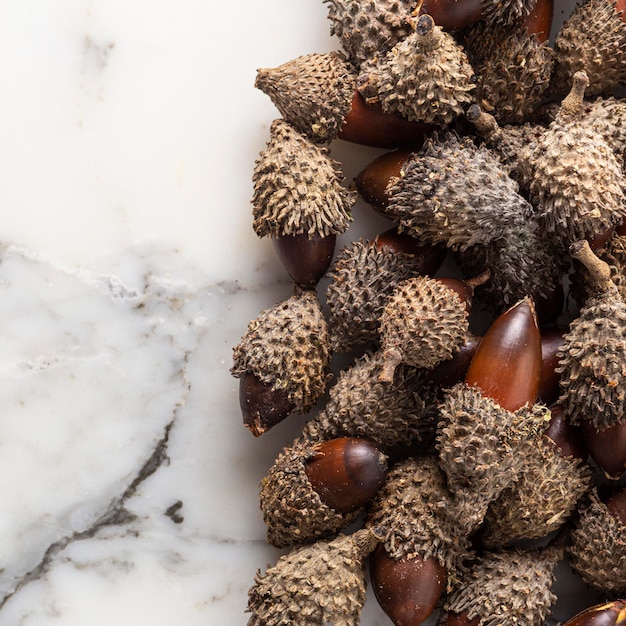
259;439;363;548
301;351;438;452
568;488;626;595
252;119;354;238
552;0;626;97
357;15;475;126
246;527;381;626
231;289;331;414
255;52;357;144
556;240;626;429
480;0;541;26
585;96;626;165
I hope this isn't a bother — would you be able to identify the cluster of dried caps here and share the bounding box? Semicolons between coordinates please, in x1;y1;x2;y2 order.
232;0;626;623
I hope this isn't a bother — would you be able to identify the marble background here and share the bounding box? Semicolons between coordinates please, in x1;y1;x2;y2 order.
0;0;608;624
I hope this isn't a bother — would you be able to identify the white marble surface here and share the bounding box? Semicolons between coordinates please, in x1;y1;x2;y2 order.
0;0;610;624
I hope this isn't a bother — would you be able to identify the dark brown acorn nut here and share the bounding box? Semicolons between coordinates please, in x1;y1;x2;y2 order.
582;420;626;479
426;333;482;389
606;485;626;523
522;0;554;42
544;403;588;461
438;611;481;626
417;0;483;31
304;437;388;514
538;327;566;406
272;232;336;288
563;600;626;626
465;297;542;412
370;544;447;626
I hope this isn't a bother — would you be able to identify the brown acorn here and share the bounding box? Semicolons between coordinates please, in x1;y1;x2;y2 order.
272;233;336;288
231;289;331;436
582;419;626;479
538;327;566;405
246;527;381;626
426;333;482;390
563;600;626;626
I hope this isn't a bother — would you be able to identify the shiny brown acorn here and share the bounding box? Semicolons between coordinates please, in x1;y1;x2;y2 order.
374;227;448;274
272;233;336;288
563;600;626;626
538;327;566;406
582;420;626;479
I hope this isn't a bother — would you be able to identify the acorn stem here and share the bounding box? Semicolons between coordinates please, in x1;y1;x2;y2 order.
465;268;491;290
379;348;402;383
569;239;613;290
559;70;589;118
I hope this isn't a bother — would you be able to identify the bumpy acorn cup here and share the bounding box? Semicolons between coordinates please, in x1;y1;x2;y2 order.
246;527;382;626
231;289;331;436
563;599;626;625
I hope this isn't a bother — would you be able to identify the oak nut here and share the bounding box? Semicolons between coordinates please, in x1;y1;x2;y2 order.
564;600;626;626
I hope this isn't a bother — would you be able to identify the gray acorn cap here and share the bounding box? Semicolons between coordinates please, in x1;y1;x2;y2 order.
231;289;331;414
254;52;357;144
246;527;381;626
252;119;354;239
259;439;362;548
568;488;626;596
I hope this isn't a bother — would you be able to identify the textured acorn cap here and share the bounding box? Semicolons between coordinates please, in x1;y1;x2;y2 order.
252;119;354;239
552;0;626;97
378;276;470;382
365;456;474;583
443;545;561;626
585;96;626;165
357;15;474;126
529;72;626;250
259;439;363;548
568;488;626;595
255;52;357;144
385;132;532;251
556;241;626;429
246;527;381;626
480;0;540;26
479;433;593;548
231;289;331;414
323;0;416;69
300;351;439;452
325;239;432;352
463;22;554;125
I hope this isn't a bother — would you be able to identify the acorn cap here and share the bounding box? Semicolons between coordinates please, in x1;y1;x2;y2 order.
479;433;593;548
385;133;532;252
357;15;475;126
323;0;416;69
529;73;626;250
480;0;540;26
552;0;626;97
300;351;439;452
463;22;554;125
255;52;357;144
365;456;474;582
556;241;626;429
568;488;626;595
325;239;433;352
252;119;354;238
231;289;331;414
443;545;561;626
378;276;471;381
585;96;626;165
259;439;363;548
246;527;381;625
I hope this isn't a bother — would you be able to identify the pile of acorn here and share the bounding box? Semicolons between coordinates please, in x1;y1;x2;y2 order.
231;0;626;623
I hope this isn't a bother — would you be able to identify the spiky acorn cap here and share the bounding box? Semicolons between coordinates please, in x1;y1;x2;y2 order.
480;0;541;26
365;456;474;580
442;545;561;626
325;239;432;352
300;351;438;452
479;433;593;548
552;0;626;97
231;289;331;414
378;275;471;382
357;15;475;126
254;52;357;144
556;240;626;429
585;96;626;164
385;133;532;251
568;488;626;595
246;527;381;626
436;383;550;503
259;439;363;548
463;22;554;125
252;119;354;239
323;0;416;69
529;72;626;250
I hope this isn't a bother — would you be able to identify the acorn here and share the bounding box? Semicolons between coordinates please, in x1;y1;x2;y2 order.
439;544;562;626
258;438;385;548
582;419;626;479
528;72;626;250
568;486;626;596
540;327;566;405
552;0;626;98
425;332;482;390
325;235;445;352
300;350;439;453
556;240;626;430
357;14;475;126
272;233;336;289
246;527;381;626
231;289;331;436
563;600;626;626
